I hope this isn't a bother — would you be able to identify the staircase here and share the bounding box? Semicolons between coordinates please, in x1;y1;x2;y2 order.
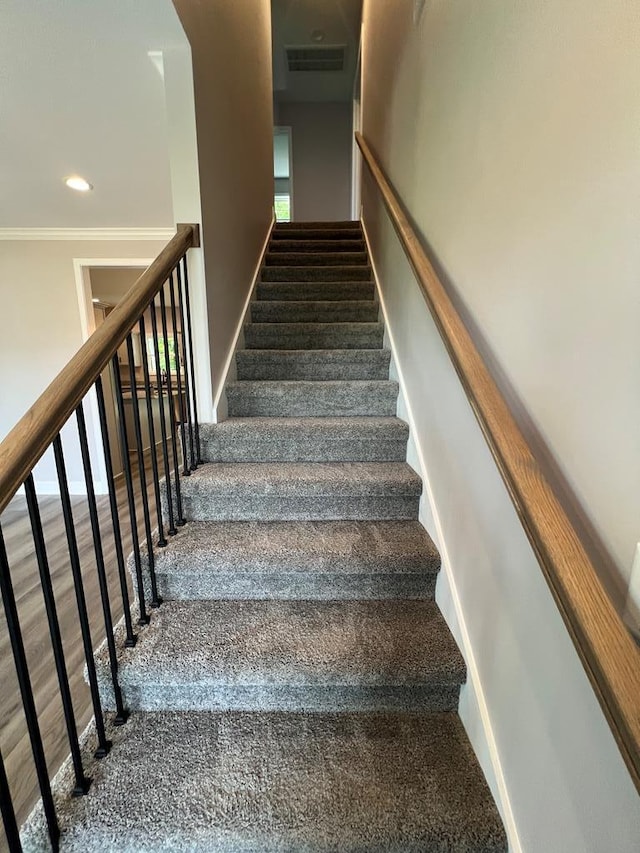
22;221;507;851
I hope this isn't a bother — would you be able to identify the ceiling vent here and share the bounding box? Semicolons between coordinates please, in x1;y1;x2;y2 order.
286;46;346;72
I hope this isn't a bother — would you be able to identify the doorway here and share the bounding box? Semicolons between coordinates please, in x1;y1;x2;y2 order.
273;126;293;222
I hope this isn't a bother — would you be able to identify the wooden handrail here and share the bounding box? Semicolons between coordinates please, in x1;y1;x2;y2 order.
356;131;640;792
0;223;199;517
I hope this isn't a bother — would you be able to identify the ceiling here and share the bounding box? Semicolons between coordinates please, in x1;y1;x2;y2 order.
272;0;362;104
0;0;186;228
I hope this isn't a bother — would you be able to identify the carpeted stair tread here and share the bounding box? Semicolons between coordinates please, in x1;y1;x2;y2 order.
256;280;375;301
271;228;364;241
265;251;368;266
251;300;378;323
178;460;421;497
21;710;507;853
200;417;408;462
274;219;362;229
245;322;383;349
226;379;398;417
268;239;366;252
135;518;439;601
261;265;372;282
171;461;421;522
236;348;390;380
96;599;466;712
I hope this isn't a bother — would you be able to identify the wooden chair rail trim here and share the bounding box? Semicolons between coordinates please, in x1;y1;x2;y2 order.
0;223;198;517
355;131;640;792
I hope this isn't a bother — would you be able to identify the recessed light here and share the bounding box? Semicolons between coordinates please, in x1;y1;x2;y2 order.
92;298;101;303
65;176;93;192
310;29;325;43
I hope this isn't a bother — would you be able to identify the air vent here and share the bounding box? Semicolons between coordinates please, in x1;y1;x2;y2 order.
286;46;346;73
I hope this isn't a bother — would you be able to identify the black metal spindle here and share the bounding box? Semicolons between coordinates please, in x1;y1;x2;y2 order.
175;262;196;472
126;336;161;609
0;519;61;852
149;298;177;536
138;315;166;547
75;403;129;726
20;480;93;796
94;376;137;648
0;745;21;852
52;438;111;759
168;269;190;478
159;285;185;526
111;357;150;625
181;254;202;464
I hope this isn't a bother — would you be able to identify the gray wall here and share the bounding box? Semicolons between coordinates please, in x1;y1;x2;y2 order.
173;0;274;406
278;102;352;221
360;1;640;850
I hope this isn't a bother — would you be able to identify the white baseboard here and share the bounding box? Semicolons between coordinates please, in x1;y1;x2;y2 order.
361;219;522;853
212;215;275;421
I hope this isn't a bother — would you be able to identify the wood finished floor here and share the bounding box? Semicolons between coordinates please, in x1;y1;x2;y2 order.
0;450;177;846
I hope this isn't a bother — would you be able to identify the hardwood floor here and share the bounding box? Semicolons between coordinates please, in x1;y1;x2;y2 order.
0;450;169;846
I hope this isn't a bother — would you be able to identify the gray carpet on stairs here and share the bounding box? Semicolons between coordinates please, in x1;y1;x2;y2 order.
134;518;439;601
167;461;422;522
23;219;507;851
96;599;466;712
245;321;384;349
199;417;409;461
226;379;398;417
22;711;507;853
236;349;390;379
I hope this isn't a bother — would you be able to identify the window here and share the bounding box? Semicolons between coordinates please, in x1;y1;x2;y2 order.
146;335;178;374
274;194;291;222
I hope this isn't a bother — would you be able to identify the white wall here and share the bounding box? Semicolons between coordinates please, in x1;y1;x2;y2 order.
360;1;640;850
0;237;168;495
361;0;640;599
278;102;353;221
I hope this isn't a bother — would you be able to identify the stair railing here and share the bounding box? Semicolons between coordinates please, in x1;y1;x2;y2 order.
355;131;640;794
0;223;201;852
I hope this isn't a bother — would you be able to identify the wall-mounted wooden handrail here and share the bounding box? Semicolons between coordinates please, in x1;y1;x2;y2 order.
355;131;640;792
0;223;199;517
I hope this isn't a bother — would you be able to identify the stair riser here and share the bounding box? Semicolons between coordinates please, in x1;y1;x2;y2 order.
245;323;383;349
256;281;375;301
261;267;371;282
175;495;421;522
275;220;361;229
226;384;397;418
201;436;407;462
272;229;364;240
250;301;379;323
141;570;436;602
236;351;390;380
268;240;366;253
101;683;460;714
265;252;368;266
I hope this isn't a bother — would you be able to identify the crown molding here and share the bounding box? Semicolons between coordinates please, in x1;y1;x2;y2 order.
0;227;175;241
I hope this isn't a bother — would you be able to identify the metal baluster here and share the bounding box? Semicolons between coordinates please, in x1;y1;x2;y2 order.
94;376;137;648
111;357;150;625
138;315;166;547
0;745;21;852
181;254;202;464
159;285;185;526
52;438;111;758
75;403;129;725
175;261;196;471
126;335;161;608
0;518;61;852
168;269;190;478
19;481;93;793
149;297;177;536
